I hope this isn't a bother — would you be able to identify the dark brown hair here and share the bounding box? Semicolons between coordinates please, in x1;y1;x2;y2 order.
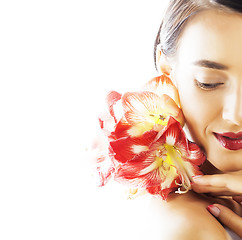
154;0;242;68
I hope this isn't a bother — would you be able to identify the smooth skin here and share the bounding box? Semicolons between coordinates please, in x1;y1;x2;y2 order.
192;173;242;237
156;10;242;239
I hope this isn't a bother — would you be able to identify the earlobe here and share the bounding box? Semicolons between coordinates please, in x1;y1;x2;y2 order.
156;46;172;76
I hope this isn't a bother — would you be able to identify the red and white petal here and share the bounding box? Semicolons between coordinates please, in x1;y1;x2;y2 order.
98;112;117;136
161;176;182;200
96;154;116;187
98;91;122;135
94;135;121;186
114;151;162;188
165;117;189;153
186;141;206;165
146;176;179;200
106;91;122;123
122;91;162;124
112;117;132;139
115;117;156;138
156;117;185;147
158;188;175;200
110;137;146;163
127;122;161;137
182;160;204;180
110;130;157;163
176;140;206;168
143;75;180;107
160;94;184;126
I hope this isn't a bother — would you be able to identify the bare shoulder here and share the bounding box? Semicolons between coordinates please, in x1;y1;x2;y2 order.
145;192;230;240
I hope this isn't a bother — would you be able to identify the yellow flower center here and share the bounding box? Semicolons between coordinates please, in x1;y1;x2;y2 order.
164;144;191;193
149;113;168;126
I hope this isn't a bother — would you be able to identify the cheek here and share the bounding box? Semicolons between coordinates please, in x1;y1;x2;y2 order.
176;80;217;145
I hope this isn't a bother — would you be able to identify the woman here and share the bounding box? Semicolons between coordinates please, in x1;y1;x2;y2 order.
152;0;242;239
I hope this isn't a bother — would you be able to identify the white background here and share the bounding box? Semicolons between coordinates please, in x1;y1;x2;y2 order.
0;1;169;239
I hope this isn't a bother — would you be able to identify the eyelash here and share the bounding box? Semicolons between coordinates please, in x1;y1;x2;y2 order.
195;80;224;90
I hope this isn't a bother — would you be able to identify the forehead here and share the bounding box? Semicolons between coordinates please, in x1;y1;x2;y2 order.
176;10;242;71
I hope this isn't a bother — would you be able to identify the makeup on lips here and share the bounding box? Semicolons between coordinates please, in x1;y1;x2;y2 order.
214;132;242;151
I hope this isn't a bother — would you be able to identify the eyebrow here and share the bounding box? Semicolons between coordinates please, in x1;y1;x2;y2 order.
193;60;229;70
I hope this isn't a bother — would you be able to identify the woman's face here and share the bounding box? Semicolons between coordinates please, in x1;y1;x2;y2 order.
172;10;242;172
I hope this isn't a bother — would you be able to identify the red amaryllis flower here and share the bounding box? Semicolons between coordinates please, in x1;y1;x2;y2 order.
120;90;184;137
98;75;184;139
95;75;205;200
112;75;184;139
111;117;205;200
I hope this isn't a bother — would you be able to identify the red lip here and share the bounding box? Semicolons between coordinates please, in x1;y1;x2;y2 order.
214;132;242;151
220;132;242;139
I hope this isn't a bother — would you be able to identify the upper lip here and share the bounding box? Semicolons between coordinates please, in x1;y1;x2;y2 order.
215;131;242;139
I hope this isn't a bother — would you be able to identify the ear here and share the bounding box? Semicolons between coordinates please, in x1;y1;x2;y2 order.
156;46;172;76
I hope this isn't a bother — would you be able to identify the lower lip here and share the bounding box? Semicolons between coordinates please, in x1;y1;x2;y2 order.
214;133;242;151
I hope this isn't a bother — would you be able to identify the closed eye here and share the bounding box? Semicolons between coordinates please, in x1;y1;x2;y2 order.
194;80;224;90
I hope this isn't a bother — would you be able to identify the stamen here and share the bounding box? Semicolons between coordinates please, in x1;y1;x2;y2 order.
175;180;183;186
175;181;191;194
175;187;190;194
159;115;166;121
164;144;192;195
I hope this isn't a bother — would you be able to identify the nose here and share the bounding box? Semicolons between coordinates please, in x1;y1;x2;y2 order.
222;85;242;126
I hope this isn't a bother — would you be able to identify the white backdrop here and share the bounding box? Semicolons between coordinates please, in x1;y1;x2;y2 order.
0;1;169;239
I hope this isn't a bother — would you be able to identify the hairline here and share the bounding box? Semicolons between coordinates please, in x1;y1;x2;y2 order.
154;3;241;69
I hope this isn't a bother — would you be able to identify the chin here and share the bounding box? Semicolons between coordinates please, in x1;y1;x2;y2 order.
200;133;242;172
207;148;242;172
